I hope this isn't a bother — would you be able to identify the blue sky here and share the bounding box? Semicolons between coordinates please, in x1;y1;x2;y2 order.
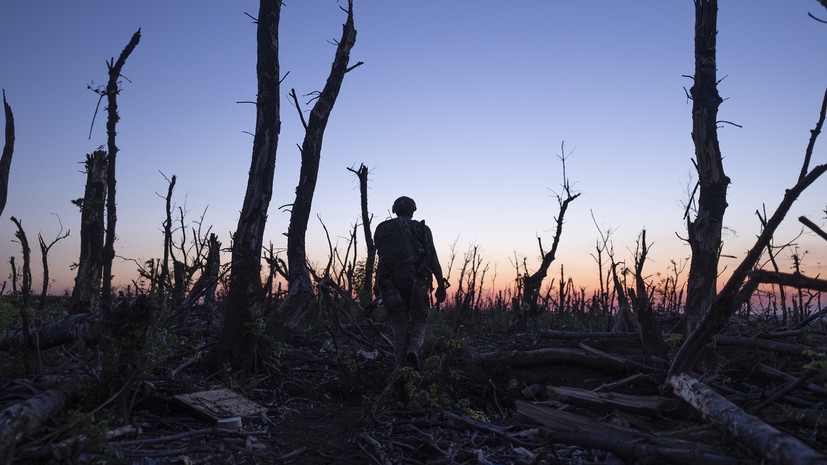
0;1;825;295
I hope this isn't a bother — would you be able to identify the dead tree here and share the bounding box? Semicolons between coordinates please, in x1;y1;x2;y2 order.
37;216;70;308
670;88;827;375
100;29;141;312
628;230;670;362
10;216;32;347
684;0;730;336
159;174;177;295
520;144;580;317
70;151;107;313
216;0;282;369
0;90;14;218
347;163;375;307
271;1;359;333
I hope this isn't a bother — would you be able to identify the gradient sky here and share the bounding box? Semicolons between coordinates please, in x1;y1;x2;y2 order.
0;1;825;297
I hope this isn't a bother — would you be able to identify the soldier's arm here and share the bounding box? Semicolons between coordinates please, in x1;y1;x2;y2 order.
424;227;445;285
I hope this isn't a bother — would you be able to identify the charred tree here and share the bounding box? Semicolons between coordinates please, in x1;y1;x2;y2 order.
159;174;177;295
10;216;32;347
271;1;358;333
99;29;141;312
628;230;670;362
37;217;70;308
0;90;14;218
347;163;375;307
216;0;282;369
683;0;730;335
70;151;107;313
520;146;580;317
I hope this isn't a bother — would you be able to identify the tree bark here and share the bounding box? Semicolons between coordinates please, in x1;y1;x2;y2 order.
684;0;730;336
70;151;107;313
100;29;141;312
0;90;14;218
217;0;281;369
669;373;827;465
272;1;357;333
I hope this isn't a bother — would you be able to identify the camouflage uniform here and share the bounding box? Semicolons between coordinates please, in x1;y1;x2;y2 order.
375;197;446;370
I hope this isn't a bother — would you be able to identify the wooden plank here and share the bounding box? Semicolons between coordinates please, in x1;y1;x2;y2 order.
173;388;265;421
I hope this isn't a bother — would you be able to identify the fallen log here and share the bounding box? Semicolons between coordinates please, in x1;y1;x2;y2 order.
1;313;97;350
0;379;76;459
546;385;684;416
714;334;812;355
476;347;629;372
516;400;739;465
668;373;827;465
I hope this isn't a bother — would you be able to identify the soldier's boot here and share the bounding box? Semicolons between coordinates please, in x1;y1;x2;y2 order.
406;323;427;372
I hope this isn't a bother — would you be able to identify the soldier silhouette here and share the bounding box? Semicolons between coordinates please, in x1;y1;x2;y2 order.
374;196;446;371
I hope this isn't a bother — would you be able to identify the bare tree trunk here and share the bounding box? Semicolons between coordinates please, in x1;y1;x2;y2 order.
10;216;32;347
629;230;670;361
684;0;730;336
271;1;358;333
347;163;375;307
37;220;70;308
670;90;827;375
0;90;14;218
0;380;76;460
70;151;107;313
520;146;580;317
160;174;177;295
216;0;281;369
100;29;141;313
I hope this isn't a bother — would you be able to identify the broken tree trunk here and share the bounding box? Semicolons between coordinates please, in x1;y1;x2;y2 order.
100;29;141;312
272;1;358;334
671;89;827;375
0;380;77;460
629;230;670;361
217;0;281;369
520;145;580;316
684;0;730;336
0;89;14;218
1;313;97;350
477;346;641;373
516;400;739;465
70;151;107;313
670;168;827;374
347;163;375;308
669;373;827;465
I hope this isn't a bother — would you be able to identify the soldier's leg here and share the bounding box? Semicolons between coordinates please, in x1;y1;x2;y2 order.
405;283;430;371
386;305;409;367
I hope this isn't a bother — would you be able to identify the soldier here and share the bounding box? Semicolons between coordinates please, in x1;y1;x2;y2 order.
374;196;446;371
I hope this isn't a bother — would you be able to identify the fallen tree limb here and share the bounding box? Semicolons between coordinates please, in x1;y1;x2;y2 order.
477;347;630;372
750;269;827;292
668;373;827;465
546;385;684;416
516;400;738;465
0;379;77;459
714;334;812;355
0;313;97;350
